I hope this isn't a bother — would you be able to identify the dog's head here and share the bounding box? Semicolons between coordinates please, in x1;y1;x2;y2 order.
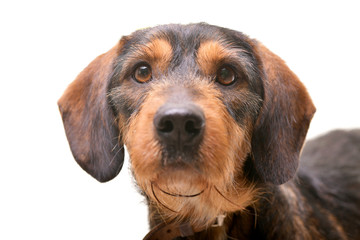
58;23;315;228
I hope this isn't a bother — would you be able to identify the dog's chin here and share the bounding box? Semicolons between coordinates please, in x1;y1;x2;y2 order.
138;166;256;230
147;173;216;228
154;167;208;195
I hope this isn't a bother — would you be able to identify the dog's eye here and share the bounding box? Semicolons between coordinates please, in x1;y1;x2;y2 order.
134;64;152;83
216;66;236;85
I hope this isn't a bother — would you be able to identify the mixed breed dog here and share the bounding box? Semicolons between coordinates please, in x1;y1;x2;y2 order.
58;23;360;239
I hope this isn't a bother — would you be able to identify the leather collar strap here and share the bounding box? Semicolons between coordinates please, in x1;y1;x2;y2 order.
143;221;196;240
143;215;226;240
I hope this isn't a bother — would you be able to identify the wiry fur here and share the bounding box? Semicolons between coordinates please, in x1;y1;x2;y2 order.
58;23;360;240
124;78;258;229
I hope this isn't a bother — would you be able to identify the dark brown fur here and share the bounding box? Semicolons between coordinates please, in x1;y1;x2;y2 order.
58;23;360;239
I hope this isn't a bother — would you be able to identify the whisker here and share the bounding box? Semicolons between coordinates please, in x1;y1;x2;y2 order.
151;182;178;213
213;185;242;208
252;203;258;229
108;144;124;166
154;182;207;198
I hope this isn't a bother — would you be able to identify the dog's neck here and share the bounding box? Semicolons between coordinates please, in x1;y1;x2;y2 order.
144;179;319;240
146;206;256;240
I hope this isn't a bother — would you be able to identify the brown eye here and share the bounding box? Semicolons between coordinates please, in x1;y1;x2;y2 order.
134;64;152;83
216;66;236;85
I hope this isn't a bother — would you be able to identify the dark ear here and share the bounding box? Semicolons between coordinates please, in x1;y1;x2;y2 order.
58;44;124;182
251;43;316;185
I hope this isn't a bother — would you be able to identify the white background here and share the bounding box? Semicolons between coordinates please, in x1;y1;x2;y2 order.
1;0;359;239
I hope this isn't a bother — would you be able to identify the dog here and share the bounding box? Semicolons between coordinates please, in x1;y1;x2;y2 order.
58;23;360;239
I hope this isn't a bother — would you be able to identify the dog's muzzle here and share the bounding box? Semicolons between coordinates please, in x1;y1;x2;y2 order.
153;103;205;163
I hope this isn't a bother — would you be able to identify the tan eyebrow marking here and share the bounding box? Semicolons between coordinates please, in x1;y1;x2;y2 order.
197;41;233;75
138;38;173;72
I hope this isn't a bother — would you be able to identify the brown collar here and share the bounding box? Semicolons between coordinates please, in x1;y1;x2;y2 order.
143;215;226;240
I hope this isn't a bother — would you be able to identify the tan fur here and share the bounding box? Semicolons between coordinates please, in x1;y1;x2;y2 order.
135;38;173;74
197;40;252;79
125;78;257;230
58;25;332;240
197;41;232;75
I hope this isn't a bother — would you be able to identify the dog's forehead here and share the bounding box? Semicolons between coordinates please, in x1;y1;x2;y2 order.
121;24;253;62
114;24;261;84
127;24;228;48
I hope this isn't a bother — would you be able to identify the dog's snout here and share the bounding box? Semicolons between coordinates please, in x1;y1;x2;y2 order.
154;104;205;151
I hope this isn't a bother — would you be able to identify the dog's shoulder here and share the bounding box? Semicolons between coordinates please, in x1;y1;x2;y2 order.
300;129;360;177
294;129;360;239
253;131;360;239
298;129;360;207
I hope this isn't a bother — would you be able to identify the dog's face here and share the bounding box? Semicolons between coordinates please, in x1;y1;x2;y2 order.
58;24;315;228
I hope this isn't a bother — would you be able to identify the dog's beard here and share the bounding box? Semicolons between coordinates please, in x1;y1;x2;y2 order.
124;79;257;229
135;165;257;230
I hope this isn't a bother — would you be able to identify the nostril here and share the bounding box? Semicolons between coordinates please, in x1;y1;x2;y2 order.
159;120;174;133
153;103;205;149
185;120;201;136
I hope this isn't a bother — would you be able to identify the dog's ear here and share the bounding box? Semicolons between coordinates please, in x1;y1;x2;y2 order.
58;43;124;182
251;43;316;185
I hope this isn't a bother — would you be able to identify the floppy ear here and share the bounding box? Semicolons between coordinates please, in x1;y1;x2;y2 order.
58;44;124;182
251;43;316;185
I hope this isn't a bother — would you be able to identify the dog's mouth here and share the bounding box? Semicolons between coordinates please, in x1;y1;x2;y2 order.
160;150;202;168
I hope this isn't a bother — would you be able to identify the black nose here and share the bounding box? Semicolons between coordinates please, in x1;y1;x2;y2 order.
154;103;205;152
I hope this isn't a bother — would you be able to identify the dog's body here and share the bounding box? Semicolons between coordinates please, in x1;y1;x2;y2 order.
58;24;360;239
249;130;360;240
